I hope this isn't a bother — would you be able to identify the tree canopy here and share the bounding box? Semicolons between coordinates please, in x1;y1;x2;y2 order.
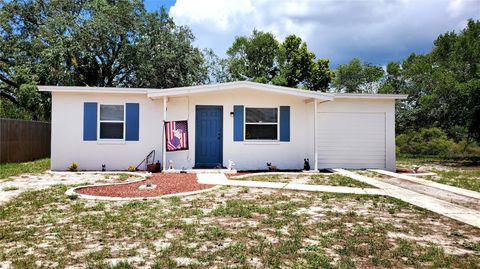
0;0;207;120
331;58;384;93
379;19;480;143
0;0;478;149
226;31;334;91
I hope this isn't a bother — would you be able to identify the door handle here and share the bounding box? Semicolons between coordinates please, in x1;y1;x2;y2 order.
217;132;221;139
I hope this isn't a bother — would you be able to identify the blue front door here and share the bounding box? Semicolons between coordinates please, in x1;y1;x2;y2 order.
195;106;223;168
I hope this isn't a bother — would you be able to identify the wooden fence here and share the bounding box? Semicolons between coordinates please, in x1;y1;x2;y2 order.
0;118;51;163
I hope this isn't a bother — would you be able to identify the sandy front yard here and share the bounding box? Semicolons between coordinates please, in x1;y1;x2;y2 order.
0;181;479;268
0;172;145;204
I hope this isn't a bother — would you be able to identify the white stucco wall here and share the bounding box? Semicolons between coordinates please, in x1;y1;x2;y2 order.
51;92;163;171
50;89;396;171
164;89;311;171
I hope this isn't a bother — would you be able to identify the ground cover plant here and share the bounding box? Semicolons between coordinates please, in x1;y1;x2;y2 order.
0;158;50;180
0;184;478;268
231;173;375;188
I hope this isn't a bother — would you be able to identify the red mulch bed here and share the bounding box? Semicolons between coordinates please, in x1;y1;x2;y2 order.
75;173;215;198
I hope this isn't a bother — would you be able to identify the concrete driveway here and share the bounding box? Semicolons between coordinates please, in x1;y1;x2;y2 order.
335;169;480;228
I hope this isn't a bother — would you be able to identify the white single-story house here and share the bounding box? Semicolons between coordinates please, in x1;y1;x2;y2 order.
39;81;407;172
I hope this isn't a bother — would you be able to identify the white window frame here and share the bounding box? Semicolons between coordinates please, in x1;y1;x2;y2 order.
97;103;126;141
244;106;279;141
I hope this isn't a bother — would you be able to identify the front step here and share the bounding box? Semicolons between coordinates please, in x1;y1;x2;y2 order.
163;169;237;174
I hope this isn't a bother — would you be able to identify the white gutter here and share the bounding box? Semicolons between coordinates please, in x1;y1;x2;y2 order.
162;97;167;171
332;93;408;100
314;100;318;171
37;85;147;94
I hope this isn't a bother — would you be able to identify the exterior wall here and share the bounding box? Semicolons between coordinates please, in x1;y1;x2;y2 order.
165;89;310;171
51;89;311;171
51;92;163;171
50;89;396;171
316;99;396;171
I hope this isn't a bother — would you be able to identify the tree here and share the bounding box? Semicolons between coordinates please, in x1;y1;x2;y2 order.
332;58;384;93
0;0;208;120
226;32;334;91
380;19;480;143
133;9;207;88
276;35;334;91
277;35;314;87
227;30;279;82
202;49;232;83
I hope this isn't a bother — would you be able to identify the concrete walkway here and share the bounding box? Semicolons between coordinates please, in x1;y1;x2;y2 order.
197;171;480;228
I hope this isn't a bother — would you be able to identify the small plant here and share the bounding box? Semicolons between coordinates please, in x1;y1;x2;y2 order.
2;186;19;191
67;193;79;200
127;166;136;172
68;162;78;172
117;173;131;181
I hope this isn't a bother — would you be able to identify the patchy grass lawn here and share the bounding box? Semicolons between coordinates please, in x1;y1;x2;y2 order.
232;173;375;188
0;185;478;268
0;158;50;180
397;157;480;192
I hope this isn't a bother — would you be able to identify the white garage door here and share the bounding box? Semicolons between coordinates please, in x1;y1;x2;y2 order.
317;112;386;169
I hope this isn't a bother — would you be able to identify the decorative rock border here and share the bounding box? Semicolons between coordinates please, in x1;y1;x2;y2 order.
65;172;220;201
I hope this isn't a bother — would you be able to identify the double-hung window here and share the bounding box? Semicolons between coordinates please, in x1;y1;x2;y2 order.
245;107;278;140
99;104;125;139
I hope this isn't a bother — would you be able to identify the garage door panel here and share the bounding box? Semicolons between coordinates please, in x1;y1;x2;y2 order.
317;112;386;169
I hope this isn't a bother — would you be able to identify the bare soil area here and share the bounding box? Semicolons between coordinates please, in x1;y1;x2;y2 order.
0;184;479;268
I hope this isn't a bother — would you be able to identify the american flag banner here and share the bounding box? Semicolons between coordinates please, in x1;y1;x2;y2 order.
165;120;189;151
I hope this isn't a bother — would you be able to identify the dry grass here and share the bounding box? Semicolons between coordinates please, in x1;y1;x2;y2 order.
0;185;478;268
232;173;375;188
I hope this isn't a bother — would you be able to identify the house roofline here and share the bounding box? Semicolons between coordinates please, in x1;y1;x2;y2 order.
37;86;147;94
332;93;408;100
147;81;334;100
37;82;408;100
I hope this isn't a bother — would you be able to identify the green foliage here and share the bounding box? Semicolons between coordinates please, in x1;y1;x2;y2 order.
396;128;480;156
68;162;78;172
0;1;208;120
332;58;384;93
227;30;279;82
382;19;480;143
226;31;334;91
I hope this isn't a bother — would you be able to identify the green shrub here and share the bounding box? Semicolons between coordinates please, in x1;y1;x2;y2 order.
396;128;480;157
68;162;78;172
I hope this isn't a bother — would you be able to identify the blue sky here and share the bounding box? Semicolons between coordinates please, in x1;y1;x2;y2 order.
144;0;175;12
145;0;480;68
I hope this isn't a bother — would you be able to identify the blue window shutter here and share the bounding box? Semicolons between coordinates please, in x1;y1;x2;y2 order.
233;105;244;141
126;103;140;141
280;106;290;141
83;102;97;141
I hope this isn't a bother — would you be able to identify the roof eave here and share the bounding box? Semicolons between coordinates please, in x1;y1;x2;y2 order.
147;81;334;100
37;86;148;94
332;93;408;100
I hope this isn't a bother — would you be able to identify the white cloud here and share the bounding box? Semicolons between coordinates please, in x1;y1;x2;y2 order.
170;0;480;66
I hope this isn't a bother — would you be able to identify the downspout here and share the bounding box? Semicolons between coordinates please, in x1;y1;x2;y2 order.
314;99;331;171
163;96;167;171
314;100;318;171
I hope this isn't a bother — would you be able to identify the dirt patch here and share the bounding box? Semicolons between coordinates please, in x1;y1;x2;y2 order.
75;173;215;198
